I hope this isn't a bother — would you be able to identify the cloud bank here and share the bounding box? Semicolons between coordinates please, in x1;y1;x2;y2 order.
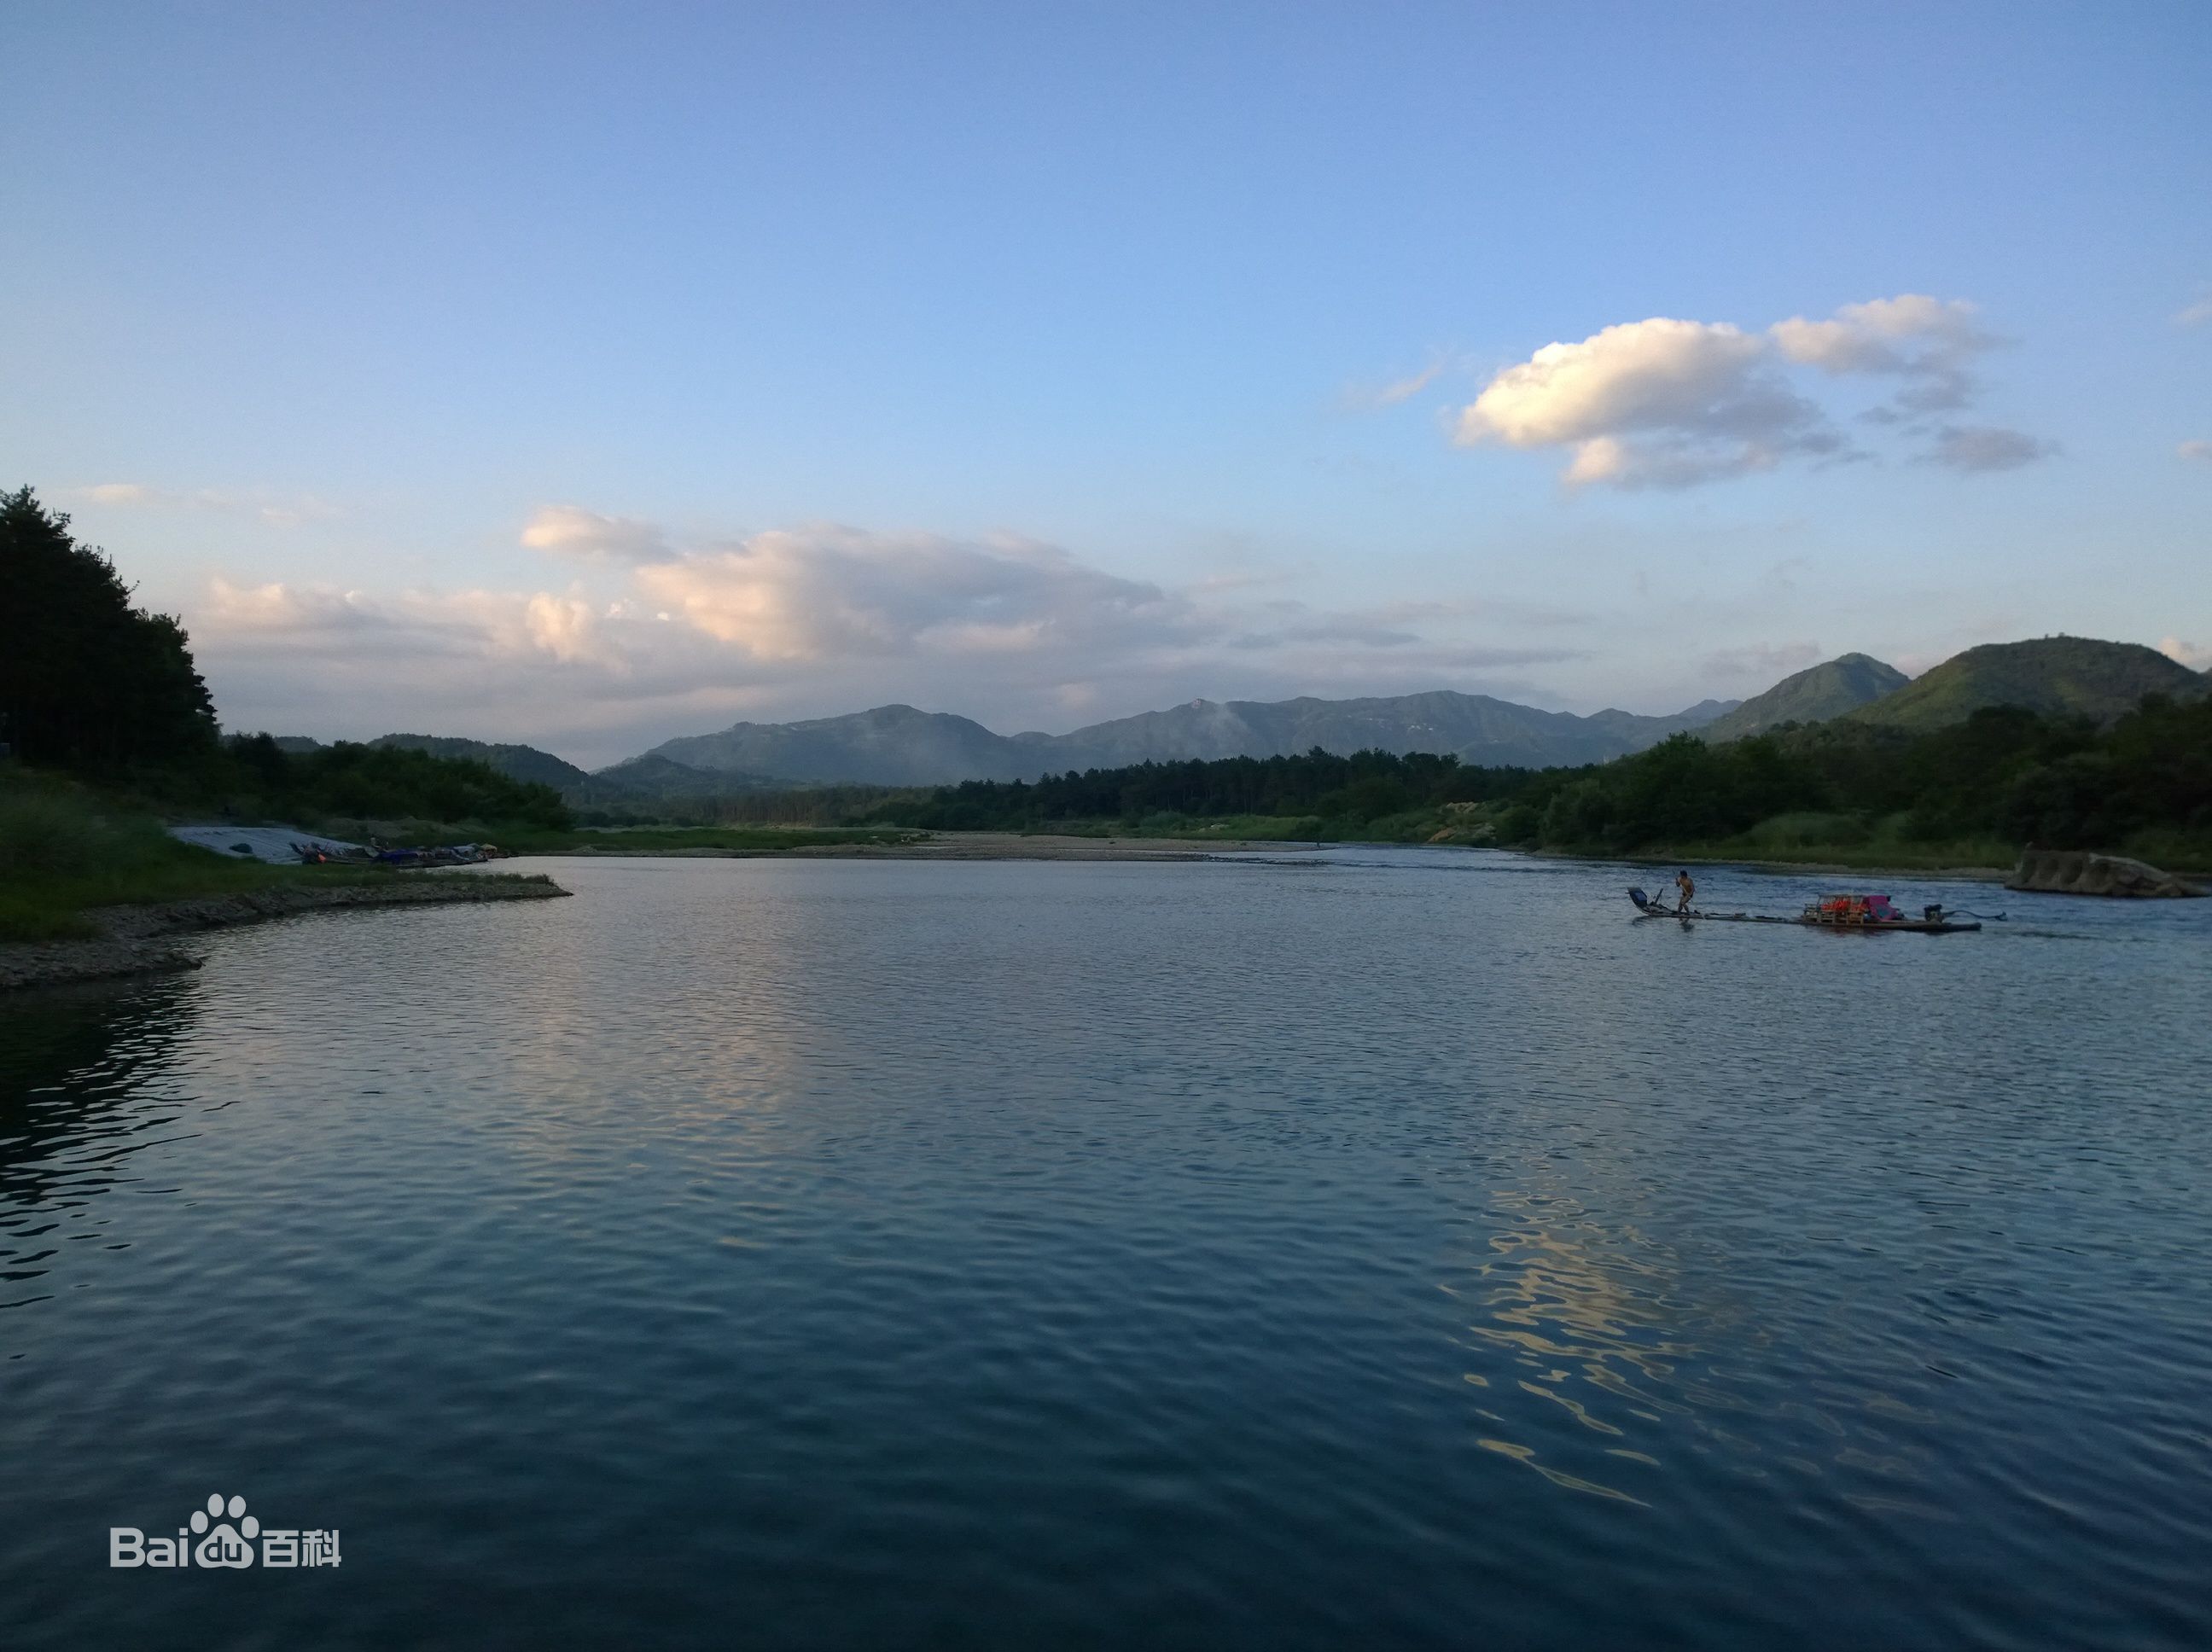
194;517;1594;762
1455;295;2046;487
629;528;1194;662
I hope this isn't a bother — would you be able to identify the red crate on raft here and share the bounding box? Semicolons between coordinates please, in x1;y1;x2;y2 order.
1814;893;1900;922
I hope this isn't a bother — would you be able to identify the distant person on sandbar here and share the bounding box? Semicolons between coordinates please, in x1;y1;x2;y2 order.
1675;870;1696;915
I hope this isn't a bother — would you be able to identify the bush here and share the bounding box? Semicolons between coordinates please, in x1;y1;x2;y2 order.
1541;779;1614;846
1317;776;1414;822
1494;803;1543;844
0;784;113;875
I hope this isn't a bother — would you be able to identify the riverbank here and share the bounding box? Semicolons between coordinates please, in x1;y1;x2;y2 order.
0;874;570;992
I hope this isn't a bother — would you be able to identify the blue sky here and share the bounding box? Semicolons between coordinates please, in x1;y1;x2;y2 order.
3;2;2208;763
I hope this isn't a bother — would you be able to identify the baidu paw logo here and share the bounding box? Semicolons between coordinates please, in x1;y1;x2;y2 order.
192;1494;259;1568
110;1491;339;1569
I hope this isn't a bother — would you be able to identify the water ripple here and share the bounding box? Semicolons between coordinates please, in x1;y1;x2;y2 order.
2;851;2209;1650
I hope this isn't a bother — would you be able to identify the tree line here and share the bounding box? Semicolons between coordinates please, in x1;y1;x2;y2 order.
860;697;2212;853
865;747;1536;832
222;735;570;829
3;486;570;831
1503;698;2212;852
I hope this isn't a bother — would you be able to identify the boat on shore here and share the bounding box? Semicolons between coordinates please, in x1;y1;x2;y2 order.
1629;887;1985;934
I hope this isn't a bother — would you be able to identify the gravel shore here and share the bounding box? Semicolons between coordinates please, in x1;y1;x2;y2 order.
0;874;570;992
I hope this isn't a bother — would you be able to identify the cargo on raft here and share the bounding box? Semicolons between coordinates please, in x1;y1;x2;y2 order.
1628;887;1986;934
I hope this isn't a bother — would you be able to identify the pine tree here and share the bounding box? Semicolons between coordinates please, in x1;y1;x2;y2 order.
0;486;218;766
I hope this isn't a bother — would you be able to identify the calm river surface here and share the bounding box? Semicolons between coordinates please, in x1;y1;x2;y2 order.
3;850;2209;1649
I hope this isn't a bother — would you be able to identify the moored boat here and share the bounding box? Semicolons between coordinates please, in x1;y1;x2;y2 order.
1628;887;1983;934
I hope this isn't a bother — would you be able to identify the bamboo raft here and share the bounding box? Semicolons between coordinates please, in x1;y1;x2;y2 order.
1628;887;1984;934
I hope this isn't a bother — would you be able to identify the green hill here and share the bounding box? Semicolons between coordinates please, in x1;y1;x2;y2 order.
370;733;590;790
1701;653;1906;742
1844;637;2206;730
569;753;780;802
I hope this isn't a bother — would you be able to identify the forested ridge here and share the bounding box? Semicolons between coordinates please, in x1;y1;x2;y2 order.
862;698;2212;864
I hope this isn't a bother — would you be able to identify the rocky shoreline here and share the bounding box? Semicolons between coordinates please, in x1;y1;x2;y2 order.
2005;848;2206;898
0;874;571;992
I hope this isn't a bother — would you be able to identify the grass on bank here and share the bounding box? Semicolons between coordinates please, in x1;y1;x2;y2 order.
0;767;934;945
0;771;524;944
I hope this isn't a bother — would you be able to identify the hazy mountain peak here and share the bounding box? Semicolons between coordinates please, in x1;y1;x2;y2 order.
1700;655;1908;742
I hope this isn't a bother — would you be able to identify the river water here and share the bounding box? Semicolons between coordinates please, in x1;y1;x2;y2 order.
3;850;2209;1649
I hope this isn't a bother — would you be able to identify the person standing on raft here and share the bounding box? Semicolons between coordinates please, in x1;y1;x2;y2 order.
1675;870;1696;915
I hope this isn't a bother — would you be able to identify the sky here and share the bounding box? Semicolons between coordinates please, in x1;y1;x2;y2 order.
3;1;2209;766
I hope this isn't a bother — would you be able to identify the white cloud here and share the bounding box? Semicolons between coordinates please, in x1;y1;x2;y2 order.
1453;295;2045;487
205;579;372;633
632;526;1197;662
1924;425;2057;473
1455;317;1836;489
522;592;619;666
521;504;668;563
2159;637;2211;670
1770;294;1995;413
2176;290;2212;327
2180;439;2212;465
76;481;335;526
206;578;620;669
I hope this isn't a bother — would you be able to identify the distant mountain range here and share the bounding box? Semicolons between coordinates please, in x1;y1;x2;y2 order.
632;690;1745;788
253;634;2208;796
